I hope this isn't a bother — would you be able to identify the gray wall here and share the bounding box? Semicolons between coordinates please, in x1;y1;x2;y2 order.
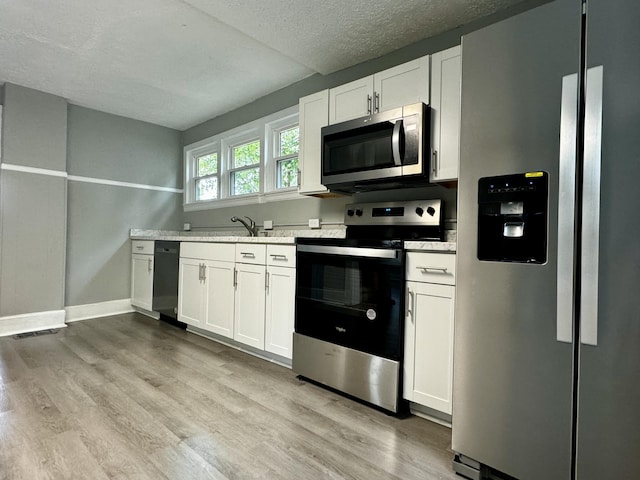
182;1;547;229
65;105;182;306
0;84;68;316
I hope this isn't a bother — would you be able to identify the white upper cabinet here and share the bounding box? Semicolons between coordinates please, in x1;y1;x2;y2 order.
328;76;374;124
298;90;330;196
430;45;462;182
329;55;430;124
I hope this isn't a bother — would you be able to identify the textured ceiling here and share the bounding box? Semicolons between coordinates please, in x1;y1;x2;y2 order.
0;0;525;130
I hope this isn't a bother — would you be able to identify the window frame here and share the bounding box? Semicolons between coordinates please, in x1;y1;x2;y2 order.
193;148;220;202
183;106;300;211
225;130;262;198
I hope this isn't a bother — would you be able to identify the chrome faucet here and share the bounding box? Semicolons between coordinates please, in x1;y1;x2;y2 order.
230;216;258;237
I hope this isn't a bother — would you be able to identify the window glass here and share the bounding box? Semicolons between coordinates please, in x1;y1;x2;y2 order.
279;127;299;156
232;168;260;195
277;158;298;188
197;153;218;176
275;126;299;189
233;141;260;168
196;177;218;200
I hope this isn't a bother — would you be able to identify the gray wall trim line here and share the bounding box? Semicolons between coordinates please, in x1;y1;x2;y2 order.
67;174;183;193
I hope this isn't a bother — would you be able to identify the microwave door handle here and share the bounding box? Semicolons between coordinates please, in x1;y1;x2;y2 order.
392;119;404;166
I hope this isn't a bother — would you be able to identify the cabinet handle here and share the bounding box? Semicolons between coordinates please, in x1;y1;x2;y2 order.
240;252;255;258
407;288;415;324
198;263;202;281
416;266;448;273
201;264;206;282
297;168;301;187
136;245;145;250
269;254;288;261
432;150;438;175
233;268;238;288
374;92;380;113
367;94;372;115
265;271;270;291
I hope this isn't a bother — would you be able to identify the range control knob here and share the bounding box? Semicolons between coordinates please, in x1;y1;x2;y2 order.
355;208;363;217
347;209;355;217
426;206;436;216
415;207;424;217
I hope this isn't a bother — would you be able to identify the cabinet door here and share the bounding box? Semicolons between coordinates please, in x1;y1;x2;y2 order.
404;281;455;414
131;254;154;311
265;266;296;359
178;257;204;328
430;46;461;182
299;90;329;196
375;55;430;114
203;260;235;339
329;76;374;124
234;263;267;349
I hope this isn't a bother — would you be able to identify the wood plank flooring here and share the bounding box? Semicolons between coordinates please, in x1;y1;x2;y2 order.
0;313;459;479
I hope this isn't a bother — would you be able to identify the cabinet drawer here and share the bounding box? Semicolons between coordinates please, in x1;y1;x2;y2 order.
266;245;296;267
181;242;235;262
406;252;456;285
235;243;266;264
132;240;154;255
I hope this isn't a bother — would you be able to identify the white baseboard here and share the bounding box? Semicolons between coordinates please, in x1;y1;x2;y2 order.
0;309;67;337
132;306;160;320
65;298;134;323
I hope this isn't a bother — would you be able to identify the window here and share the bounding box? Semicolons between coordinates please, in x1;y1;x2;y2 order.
183;105;299;210
274;126;299;189
230;139;261;196
195;151;219;200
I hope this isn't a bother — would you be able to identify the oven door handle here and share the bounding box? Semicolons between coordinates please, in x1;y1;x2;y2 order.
297;244;400;259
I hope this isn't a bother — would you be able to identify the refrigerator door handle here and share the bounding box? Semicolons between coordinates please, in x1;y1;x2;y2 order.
580;65;604;347
557;73;578;344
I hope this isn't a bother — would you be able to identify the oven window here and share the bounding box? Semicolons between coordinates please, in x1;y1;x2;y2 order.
295;250;404;360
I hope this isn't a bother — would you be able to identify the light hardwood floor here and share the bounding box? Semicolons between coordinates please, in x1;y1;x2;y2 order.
0;313;459;479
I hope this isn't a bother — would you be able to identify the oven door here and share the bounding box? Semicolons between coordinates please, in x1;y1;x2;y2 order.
295;243;405;360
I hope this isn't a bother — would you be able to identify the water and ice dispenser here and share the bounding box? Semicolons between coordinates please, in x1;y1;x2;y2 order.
477;172;548;263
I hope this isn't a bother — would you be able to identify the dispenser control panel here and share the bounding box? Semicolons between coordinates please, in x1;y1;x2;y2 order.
477;172;548;264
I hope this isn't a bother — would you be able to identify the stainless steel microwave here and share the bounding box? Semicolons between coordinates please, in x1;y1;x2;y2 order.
321;102;430;193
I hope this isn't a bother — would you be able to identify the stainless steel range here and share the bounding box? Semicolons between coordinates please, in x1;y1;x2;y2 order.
293;199;443;413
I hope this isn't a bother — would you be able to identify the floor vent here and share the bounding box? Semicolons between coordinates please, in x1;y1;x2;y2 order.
14;329;59;339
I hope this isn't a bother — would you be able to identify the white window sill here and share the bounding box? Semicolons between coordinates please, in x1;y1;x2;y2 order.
183;188;302;212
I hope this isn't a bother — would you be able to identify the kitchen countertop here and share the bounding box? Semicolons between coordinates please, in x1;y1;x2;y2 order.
130;228;456;252
404;240;457;252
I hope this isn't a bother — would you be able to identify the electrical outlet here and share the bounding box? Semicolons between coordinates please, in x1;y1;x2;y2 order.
263;220;273;230
183;223;191;231
308;218;320;229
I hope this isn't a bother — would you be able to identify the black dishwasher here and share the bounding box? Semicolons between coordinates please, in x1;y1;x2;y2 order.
152;241;186;328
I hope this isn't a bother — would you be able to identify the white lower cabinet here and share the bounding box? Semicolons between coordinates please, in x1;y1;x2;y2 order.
178;243;235;335
265;265;296;358
404;252;456;415
178;242;297;360
177;257;206;328
204;261;235;338
131;240;154;311
234;262;267;349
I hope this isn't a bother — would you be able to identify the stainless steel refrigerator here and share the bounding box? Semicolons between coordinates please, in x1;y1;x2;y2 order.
453;0;640;479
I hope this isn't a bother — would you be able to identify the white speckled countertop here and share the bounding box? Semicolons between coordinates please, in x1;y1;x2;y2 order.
130;228;456;252
129;228;346;244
